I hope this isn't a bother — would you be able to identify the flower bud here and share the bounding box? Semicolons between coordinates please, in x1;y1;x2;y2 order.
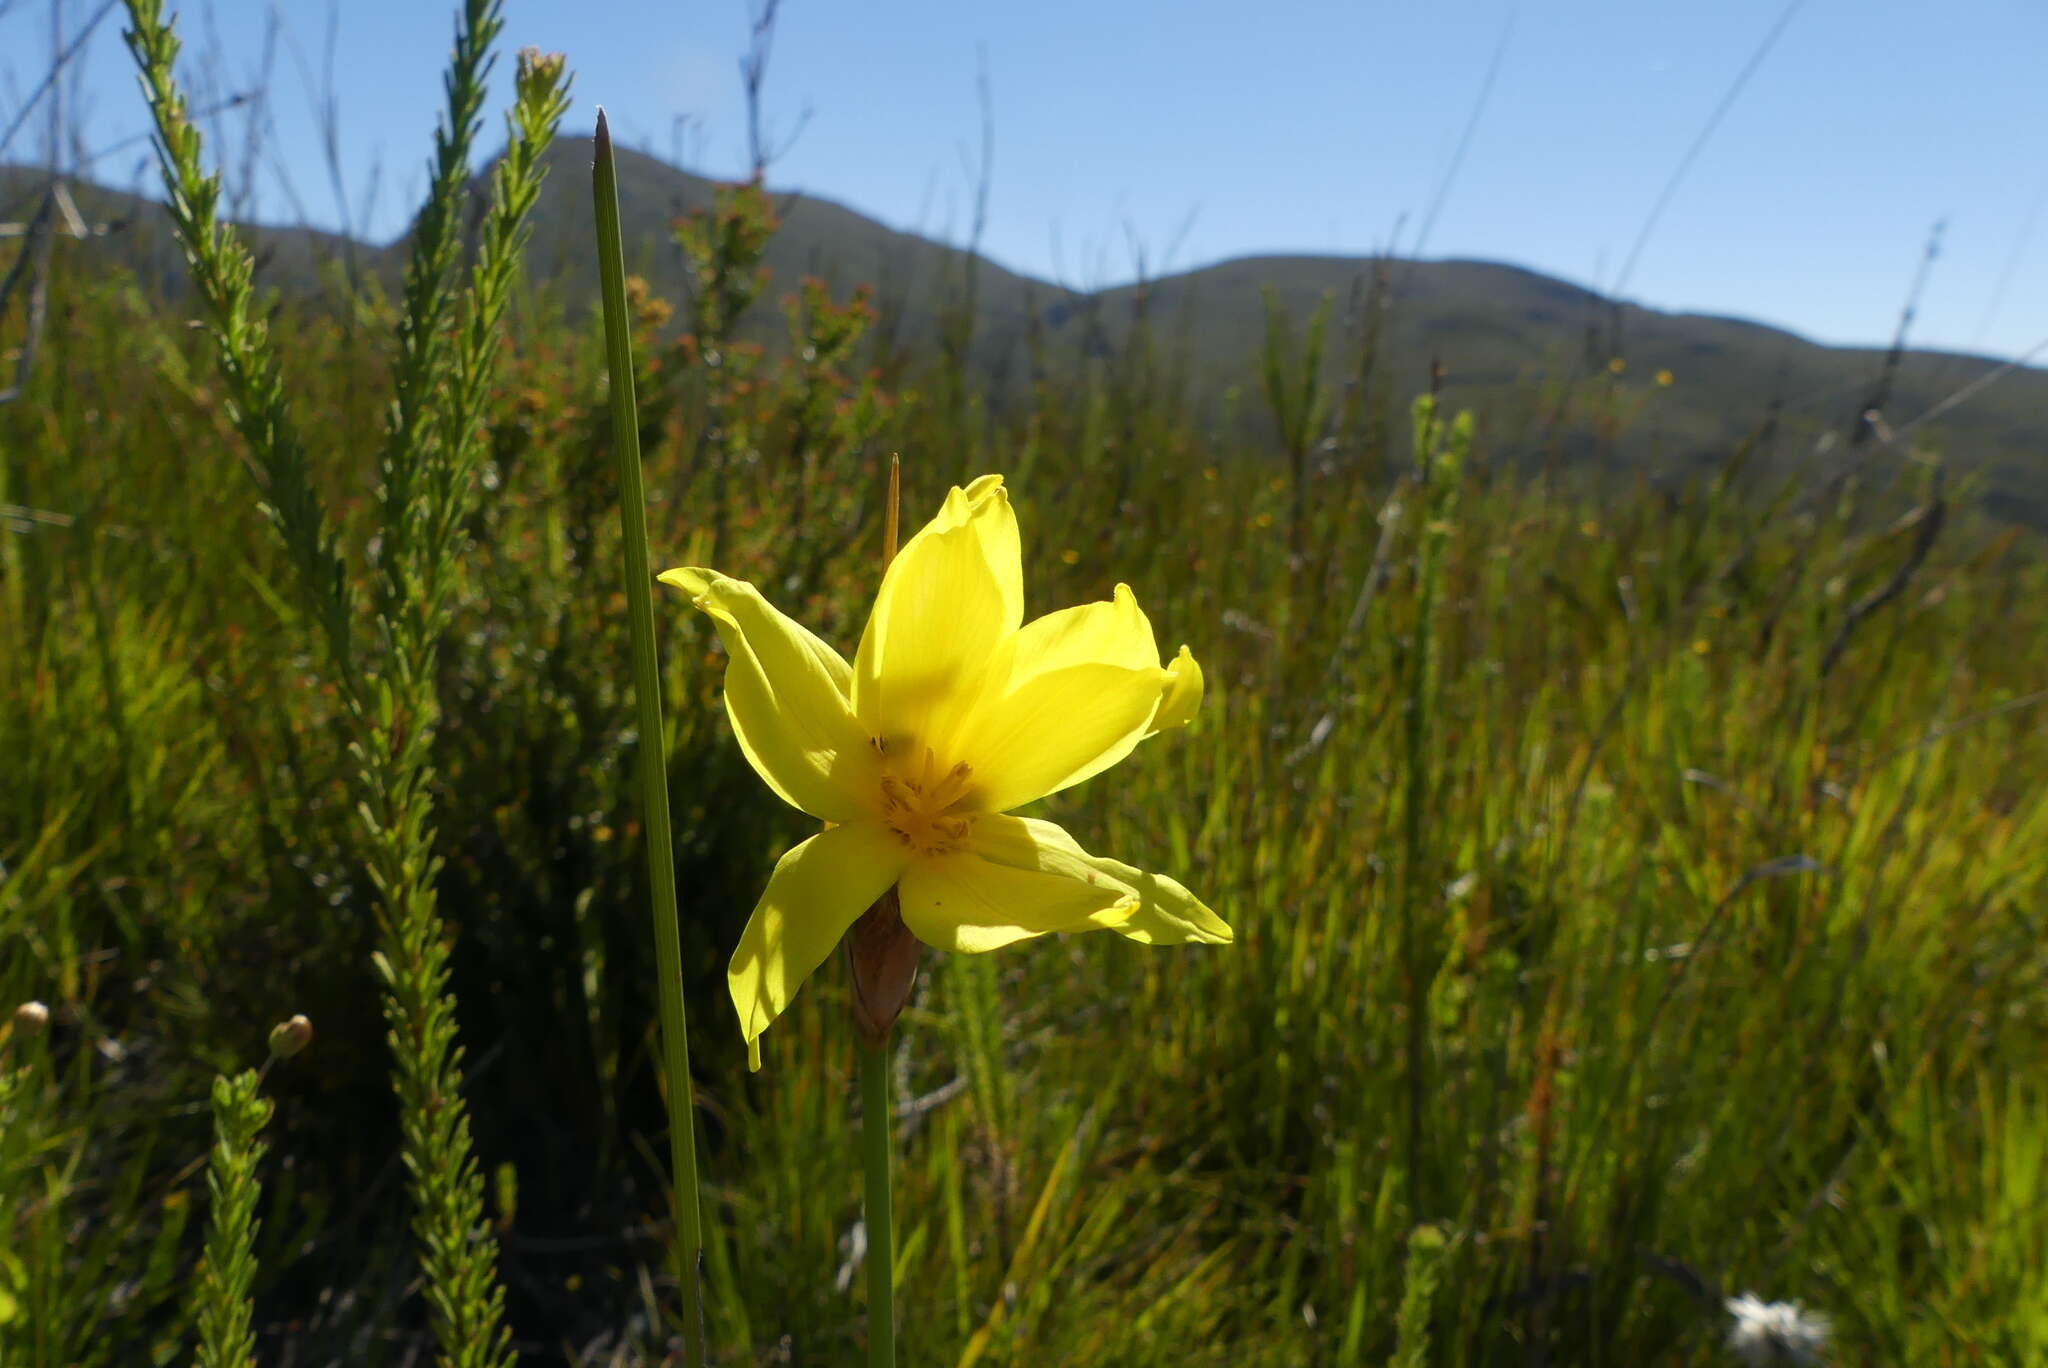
12;1000;49;1037
268;1013;313;1060
845;889;918;1049
517;46;567;88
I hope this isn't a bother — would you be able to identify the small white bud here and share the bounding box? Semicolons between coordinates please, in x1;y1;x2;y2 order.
267;1014;313;1060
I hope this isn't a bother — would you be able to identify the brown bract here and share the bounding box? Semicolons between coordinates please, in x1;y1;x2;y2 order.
845;888;920;1048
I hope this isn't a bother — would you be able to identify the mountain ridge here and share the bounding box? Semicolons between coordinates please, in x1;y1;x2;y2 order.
9;142;2043;527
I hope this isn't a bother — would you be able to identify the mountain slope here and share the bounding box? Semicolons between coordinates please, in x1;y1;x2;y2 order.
465;138;1047;355
10;145;2043;525
1;165;368;298
1085;254;2041;519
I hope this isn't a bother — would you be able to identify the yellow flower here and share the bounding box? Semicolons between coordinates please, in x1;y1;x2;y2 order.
661;475;1228;1069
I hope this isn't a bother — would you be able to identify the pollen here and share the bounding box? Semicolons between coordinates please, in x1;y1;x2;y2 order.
876;746;979;856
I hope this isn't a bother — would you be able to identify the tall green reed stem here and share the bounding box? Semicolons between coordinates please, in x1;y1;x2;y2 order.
868;461;902;1367
591;109;708;1365
123;5;568;1362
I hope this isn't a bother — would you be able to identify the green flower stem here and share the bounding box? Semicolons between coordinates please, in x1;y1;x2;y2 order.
860;1039;896;1367
592;108;707;1366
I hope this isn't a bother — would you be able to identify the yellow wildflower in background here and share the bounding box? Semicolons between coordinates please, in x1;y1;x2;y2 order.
662;475;1229;1069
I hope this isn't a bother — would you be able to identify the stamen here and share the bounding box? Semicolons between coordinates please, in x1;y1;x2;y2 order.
876;754;979;855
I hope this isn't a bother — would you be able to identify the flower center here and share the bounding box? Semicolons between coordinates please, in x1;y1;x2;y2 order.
875;743;978;856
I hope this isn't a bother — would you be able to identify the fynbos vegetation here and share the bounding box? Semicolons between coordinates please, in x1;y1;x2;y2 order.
1;3;2044;1364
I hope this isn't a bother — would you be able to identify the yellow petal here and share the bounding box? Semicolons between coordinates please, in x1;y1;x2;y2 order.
958;472;1006;503
958;475;1022;630
728;822;909;1070
1005;583;1160;680
997;816;1229;943
898;815;1230;952
951;661;1168;813
852;478;1022;756
659;567;873;822
1147;645;1204;735
899;820;1126;952
1074;863;1232;945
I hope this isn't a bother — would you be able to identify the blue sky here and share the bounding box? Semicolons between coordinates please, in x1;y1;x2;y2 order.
14;0;2048;359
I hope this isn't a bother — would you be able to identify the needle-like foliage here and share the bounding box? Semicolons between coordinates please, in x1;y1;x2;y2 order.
119;4;569;1363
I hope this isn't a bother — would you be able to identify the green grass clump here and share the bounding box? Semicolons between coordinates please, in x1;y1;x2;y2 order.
2;11;2046;1364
